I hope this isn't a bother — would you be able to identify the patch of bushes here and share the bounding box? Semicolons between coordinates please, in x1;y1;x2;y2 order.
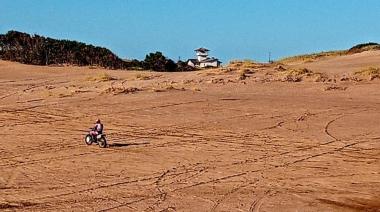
354;67;380;80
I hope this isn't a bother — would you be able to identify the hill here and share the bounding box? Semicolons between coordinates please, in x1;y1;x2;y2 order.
278;42;380;65
292;50;380;75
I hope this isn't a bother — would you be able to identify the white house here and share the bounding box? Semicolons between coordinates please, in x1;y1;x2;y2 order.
187;48;221;68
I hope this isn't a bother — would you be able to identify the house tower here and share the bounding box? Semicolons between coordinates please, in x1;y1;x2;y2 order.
195;48;209;61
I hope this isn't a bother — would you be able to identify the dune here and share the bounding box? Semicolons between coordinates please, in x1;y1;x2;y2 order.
293;50;380;75
0;54;379;211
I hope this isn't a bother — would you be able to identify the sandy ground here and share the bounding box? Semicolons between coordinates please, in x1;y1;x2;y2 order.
0;54;380;212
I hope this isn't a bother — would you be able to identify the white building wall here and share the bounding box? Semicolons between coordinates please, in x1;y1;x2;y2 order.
187;61;196;67
197;55;207;61
196;52;208;61
200;61;219;68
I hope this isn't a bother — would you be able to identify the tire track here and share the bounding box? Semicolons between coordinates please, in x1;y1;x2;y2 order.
324;115;346;141
211;180;258;212
249;190;272;212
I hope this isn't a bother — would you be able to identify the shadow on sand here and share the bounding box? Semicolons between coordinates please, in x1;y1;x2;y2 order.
109;142;150;148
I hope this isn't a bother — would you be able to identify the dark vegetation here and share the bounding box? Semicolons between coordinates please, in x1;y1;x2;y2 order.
0;30;194;71
0;31;131;69
143;52;177;72
348;42;380;54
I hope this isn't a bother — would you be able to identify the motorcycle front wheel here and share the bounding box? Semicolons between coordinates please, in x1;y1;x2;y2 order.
85;135;93;145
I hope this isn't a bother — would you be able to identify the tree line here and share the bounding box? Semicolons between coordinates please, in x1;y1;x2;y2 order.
0;30;193;72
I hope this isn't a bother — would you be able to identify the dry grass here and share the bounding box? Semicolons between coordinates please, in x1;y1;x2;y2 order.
200;71;218;76
152;84;185;92
86;73;116;82
220;67;233;73
182;79;195;84
192;87;201;92
103;86;141;95
354;67;380;80
226;60;260;80
43;90;74;98
239;68;255;75
277;68;312;82
324;84;348;91
275;67;328;82
58;93;74;98
43;90;54;97
0;201;37;210
135;73;154;80
238;69;253;80
312;72;329;82
228;60;266;71
229;59;258;68
274;65;287;71
209;78;226;84
278;50;347;64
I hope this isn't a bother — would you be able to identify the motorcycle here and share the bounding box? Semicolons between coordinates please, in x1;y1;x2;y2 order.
85;128;107;148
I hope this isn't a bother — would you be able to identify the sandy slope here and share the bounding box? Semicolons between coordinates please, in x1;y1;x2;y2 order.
294;50;380;75
0;58;379;211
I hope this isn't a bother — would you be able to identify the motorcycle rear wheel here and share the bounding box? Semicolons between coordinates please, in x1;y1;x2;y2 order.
98;137;107;148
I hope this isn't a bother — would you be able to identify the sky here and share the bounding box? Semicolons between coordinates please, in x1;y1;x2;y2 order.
1;0;380;62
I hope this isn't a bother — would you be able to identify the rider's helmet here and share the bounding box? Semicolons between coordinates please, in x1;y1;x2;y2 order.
96;119;101;124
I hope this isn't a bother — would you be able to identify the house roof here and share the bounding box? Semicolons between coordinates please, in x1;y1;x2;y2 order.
187;59;200;65
201;57;221;63
195;47;210;52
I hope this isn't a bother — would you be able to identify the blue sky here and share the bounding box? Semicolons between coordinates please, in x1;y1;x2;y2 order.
1;0;380;62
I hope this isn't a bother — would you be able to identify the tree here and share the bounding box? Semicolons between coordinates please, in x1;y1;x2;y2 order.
0;30;138;69
143;51;177;72
0;30;197;72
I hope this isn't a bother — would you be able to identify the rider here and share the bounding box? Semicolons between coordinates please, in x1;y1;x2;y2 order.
90;119;103;136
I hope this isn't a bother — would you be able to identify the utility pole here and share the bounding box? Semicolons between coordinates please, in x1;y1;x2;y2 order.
45;49;49;66
268;51;272;63
45;40;49;66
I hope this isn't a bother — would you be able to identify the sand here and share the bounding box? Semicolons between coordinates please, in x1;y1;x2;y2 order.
0;52;379;211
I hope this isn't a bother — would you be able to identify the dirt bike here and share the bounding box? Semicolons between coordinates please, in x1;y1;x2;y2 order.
85;128;107;148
